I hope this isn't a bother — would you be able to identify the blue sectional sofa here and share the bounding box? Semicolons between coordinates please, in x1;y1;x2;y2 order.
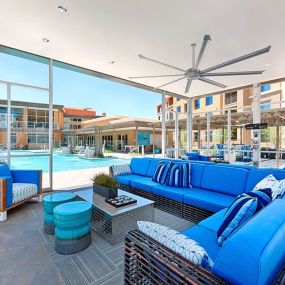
0;164;42;221
125;199;285;285
113;157;284;222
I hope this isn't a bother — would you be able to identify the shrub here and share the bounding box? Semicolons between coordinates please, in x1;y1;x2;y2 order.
91;173;118;190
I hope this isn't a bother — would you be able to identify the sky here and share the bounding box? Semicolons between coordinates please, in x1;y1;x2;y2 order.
0;53;161;118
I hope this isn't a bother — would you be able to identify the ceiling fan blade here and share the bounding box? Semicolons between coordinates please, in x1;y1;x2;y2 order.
129;74;185;79
195;34;211;69
155;76;186;89
198;77;227;88
138;54;186;73
201;70;265;76
201;45;271;73
185;78;193;93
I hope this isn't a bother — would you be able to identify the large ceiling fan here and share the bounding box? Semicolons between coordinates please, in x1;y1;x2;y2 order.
129;35;271;93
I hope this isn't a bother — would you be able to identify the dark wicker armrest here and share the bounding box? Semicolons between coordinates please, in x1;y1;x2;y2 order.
125;230;228;285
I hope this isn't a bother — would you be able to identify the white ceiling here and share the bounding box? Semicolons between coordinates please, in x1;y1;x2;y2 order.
0;0;284;97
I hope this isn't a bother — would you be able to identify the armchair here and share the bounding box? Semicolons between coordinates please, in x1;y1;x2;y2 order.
0;164;42;221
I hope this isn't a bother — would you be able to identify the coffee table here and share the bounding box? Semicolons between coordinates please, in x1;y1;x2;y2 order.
75;188;154;245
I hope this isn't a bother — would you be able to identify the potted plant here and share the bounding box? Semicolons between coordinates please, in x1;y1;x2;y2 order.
91;173;118;199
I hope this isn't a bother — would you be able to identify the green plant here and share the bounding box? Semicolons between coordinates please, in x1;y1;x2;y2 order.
91;173;118;190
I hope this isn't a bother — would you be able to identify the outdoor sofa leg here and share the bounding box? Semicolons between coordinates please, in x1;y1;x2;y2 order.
0;211;7;222
36;194;43;203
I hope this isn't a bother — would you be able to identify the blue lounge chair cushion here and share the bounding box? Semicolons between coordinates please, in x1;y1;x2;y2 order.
212;199;285;285
186;152;200;160
181;225;221;261
245;168;285;193
115;174;143;186
130;158;151;176
201;165;248;196
153;185;191;202
131;177;160;193
184;189;236;213
198;209;227;232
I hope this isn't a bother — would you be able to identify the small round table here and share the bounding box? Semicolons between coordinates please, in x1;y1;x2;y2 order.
43;192;76;234
53;201;92;255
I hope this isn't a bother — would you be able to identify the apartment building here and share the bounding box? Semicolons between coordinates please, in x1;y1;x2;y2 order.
157;80;285;149
0;100;97;149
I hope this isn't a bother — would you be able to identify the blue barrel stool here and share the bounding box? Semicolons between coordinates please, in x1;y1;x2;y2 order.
43;192;76;234
53;201;92;255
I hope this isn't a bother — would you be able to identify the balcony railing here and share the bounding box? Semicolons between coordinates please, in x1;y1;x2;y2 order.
0;121;62;130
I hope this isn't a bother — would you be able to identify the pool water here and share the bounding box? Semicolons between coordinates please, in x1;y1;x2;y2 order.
8;153;130;173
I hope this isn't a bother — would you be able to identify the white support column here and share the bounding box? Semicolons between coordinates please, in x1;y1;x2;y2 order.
49;59;53;190
227;109;231;162
206;112;211;155
175;110;179;159
186;97;192;152
7;84;11;166
252;83;261;167
161;92;166;158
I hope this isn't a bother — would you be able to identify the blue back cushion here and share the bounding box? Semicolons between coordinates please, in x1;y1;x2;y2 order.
130;158;151;176
146;158;161;177
245;169;285;192
0;163;12;179
201;165;248;196
212;199;285;285
189;163;204;188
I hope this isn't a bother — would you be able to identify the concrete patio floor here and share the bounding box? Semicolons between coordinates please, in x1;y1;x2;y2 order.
0;193;193;285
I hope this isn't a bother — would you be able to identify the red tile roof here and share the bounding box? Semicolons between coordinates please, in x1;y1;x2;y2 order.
63;107;96;118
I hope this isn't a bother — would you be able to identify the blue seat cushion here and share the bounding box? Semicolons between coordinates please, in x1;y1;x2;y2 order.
201;165;248;196
130;177;160;193
183;189;236;213
130;158;151;176
181;225;221;261
115;174;143;186
212;199;285;285
146;158;161;177
245;169;285;192
198;209;227;232
153;185;191;202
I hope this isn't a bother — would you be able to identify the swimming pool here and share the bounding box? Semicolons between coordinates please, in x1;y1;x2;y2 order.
2;152;130;173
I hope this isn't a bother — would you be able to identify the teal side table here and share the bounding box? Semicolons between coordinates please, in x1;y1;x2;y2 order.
53;201;92;255
43;192;76;234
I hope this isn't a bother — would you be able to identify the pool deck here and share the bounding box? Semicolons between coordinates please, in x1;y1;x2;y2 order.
43;167;109;190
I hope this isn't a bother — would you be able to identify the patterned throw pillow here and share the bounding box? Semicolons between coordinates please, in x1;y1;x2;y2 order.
111;164;131;176
166;162;191;188
137;221;213;270
217;194;258;245
278;179;285;197
253;174;281;200
245;189;272;210
152;161;173;184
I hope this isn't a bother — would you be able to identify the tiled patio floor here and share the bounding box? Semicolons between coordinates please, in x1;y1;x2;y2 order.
0;193;193;285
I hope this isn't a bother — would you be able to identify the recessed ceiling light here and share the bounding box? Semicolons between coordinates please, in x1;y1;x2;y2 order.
42;38;50;43
109;61;115;64
57;5;67;13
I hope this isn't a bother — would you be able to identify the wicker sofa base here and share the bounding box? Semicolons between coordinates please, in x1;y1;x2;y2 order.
125;230;228;285
154;195;184;218
183;204;213;223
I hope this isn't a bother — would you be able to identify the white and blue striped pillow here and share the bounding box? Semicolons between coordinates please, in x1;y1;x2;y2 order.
166;162;191;188
137;221;213;270
152;161;173;184
253;174;281;200
217;194;258;245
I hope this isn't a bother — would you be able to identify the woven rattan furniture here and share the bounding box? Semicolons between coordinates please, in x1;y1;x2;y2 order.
43;192;76;234
54;201;92;254
76;188;154;245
